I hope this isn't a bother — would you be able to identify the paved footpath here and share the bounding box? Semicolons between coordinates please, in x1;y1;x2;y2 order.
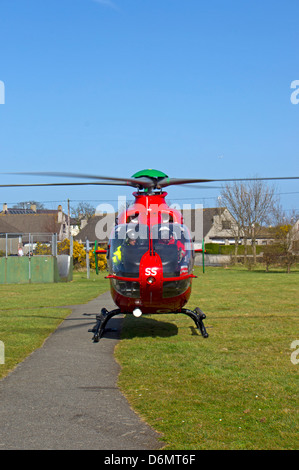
0;291;162;450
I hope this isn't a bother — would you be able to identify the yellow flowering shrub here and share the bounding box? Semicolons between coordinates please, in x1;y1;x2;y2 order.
34;239;107;272
89;247;107;272
35;242;51;255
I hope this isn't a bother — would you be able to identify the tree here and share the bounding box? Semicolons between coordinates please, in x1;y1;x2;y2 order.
262;243;281;272
242;180;277;264
219;180;278;264
71;202;95;225
264;209;299;273
217;185;247;263
12;200;45;210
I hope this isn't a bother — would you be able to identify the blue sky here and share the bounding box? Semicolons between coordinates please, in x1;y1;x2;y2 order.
0;0;298;214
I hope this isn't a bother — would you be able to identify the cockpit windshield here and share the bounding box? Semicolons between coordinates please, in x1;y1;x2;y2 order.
152;224;194;277
108;223;149;277
108;222;194;281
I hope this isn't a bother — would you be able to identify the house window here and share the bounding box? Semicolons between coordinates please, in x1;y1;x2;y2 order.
222;221;231;230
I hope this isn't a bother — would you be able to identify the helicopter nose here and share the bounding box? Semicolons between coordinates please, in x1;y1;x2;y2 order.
133;308;142;317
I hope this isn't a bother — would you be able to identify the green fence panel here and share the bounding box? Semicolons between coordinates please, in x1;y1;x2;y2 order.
0;258;6;284
0;256;73;284
30;256;55;283
5;256;29;284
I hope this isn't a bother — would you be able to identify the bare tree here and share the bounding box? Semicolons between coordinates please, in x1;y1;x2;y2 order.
242;180;277;264
268;208;299;273
218;182;249;263
71;202;95;225
220;180;278;264
12;200;45;210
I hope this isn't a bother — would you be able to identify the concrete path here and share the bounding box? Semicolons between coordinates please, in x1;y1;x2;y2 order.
0;292;162;450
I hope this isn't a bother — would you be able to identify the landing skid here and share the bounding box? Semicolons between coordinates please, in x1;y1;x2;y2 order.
88;308;122;342
89;306;208;342
179;307;209;338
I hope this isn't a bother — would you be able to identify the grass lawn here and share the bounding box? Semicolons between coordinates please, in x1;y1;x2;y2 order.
1;265;298;450
115;265;299;450
0;271;108;378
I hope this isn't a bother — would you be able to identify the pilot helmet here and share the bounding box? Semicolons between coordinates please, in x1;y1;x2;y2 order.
126;229;138;243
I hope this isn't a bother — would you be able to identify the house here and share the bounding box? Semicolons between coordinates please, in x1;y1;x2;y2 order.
0;203;71;241
74;204;283;250
201;207;239;244
181;207;239;245
249;227;278;246
74;212;116;247
75;206;240;247
183;207;282;247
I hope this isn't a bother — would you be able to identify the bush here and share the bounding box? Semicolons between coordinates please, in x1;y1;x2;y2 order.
35;242;51;255
58;239;86;267
35;239;107;272
89;248;107;272
262;243;299;273
205;243;264;256
204;243;220;254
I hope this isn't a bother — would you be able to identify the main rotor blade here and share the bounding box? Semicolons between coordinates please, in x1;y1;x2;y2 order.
9;172;155;189
182;184;222;189
0;181;130;188
158;176;299;188
4;172;299;190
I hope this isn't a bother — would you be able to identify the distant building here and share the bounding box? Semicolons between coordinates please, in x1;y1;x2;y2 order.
181;207;239;245
75;213;116;246
74;207;238;247
0;203;77;241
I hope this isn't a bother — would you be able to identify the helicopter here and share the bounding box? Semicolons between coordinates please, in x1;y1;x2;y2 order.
92;169;209;341
2;169;299;342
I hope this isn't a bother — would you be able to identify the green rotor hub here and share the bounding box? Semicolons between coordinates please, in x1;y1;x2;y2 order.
132;169;168;179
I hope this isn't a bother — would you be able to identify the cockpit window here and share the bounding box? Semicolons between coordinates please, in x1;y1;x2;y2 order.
152;224;194;278
108;224;149;277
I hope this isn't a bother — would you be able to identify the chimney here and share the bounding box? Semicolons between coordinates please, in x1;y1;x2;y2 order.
3;203;7;214
57;204;63;223
81;218;87;229
30;204;37;213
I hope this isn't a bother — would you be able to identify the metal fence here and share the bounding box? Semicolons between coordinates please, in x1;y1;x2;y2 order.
0;233;73;258
0;233;74;283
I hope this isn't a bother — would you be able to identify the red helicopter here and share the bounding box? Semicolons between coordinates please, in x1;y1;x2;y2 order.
92;169;209;341
3;169;299;341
